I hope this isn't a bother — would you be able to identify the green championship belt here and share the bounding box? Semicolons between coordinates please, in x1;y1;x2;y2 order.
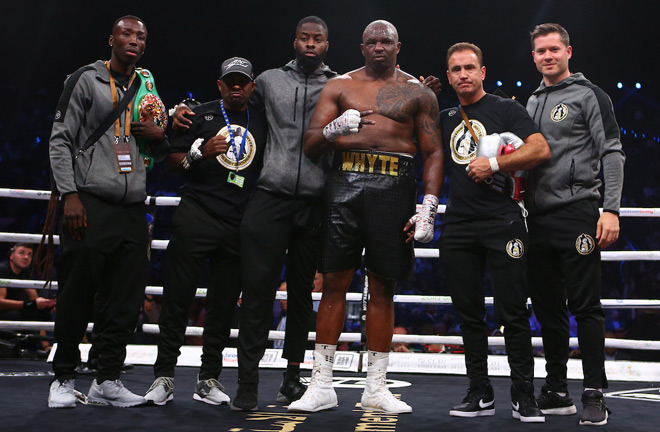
133;68;167;170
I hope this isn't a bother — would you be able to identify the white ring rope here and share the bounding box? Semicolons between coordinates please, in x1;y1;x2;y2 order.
2;278;660;309
1;232;659;262
2;187;659;354
1;321;658;351
4;188;660;217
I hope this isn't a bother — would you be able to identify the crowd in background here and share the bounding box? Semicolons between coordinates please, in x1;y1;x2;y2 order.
1;81;659;362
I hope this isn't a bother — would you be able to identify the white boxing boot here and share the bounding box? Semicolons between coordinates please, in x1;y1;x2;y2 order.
361;351;412;414
288;344;338;412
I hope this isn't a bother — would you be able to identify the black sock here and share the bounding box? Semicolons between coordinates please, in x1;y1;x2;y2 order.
285;364;300;381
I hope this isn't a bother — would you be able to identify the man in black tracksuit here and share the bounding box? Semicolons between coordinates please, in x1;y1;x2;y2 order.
170;16;337;412
144;57;266;407
526;23;625;427
440;42;550;423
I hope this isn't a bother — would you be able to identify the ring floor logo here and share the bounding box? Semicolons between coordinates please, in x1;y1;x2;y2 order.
605;387;660;402
300;376;412;389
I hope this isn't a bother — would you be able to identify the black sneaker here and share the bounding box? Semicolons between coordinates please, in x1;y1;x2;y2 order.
230;383;258;412
276;373;306;404
536;384;577;415
579;390;610;426
511;381;545;423
449;384;495;417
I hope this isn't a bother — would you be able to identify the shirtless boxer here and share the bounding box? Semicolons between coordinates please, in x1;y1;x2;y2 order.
288;19;444;414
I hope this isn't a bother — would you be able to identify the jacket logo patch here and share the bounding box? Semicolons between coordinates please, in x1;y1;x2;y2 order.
576;233;595;255
449;119;486;164
551;103;568;122
54;110;62;120
506;238;524;258
205;115;214;121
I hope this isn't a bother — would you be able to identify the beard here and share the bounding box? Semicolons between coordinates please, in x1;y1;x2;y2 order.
296;52;324;71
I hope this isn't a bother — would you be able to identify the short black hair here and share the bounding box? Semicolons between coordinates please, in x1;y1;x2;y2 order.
296;16;328;37
112;15;146;34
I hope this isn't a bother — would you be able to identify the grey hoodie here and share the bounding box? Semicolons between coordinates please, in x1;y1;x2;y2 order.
525;73;625;214
252;60;337;198
50;60;168;204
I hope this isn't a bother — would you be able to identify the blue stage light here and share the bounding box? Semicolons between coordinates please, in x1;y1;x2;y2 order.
617;82;623;89
635;83;641;89
516;81;522;87
496;81;502;87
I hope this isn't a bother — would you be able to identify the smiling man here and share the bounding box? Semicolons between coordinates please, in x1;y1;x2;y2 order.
144;57;266;407
47;15;168;408
526;23;625;427
288;19;444;414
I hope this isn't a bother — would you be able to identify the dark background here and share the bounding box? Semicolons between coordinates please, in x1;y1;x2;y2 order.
1;1;659;341
3;0;659;126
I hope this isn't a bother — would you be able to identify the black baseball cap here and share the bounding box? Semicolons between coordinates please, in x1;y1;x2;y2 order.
219;57;253;81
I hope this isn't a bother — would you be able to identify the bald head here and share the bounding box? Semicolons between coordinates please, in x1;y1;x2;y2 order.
360;19;401;73
362;20;399;43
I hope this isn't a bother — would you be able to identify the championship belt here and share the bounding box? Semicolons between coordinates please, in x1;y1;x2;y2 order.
133;68;167;170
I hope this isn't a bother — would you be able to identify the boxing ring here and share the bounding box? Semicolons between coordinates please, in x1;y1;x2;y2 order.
1;188;660;431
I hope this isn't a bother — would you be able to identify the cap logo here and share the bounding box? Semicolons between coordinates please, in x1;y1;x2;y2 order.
224;59;250;70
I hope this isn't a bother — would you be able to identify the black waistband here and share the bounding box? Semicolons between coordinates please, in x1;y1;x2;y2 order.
332;150;414;177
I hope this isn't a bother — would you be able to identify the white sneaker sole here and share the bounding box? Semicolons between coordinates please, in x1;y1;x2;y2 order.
288;400;337;413
541;405;578;415
449;408;495;417
512;410;546;423
579;410;608;426
193;392;229;406
87;397;147;407
146;393;173;406
48;400;76;409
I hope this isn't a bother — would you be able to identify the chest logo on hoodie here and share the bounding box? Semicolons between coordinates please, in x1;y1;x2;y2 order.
551;103;568;122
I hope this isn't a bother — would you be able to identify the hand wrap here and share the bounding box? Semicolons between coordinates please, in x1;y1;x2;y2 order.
323;109;361;142
182;138;204;170
407;194;439;243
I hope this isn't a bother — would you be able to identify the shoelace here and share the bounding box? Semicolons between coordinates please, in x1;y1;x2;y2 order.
57;380;74;392
200;378;223;392
148;377;174;393
108;380;127;392
462;388;485;404
583;396;604;409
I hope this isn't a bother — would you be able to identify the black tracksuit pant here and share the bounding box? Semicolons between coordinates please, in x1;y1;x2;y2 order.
154;198;242;381
441;212;534;389
237;189;320;385
528;199;607;391
53;192;148;382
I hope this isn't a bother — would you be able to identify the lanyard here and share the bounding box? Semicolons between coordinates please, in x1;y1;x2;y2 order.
220;100;249;171
106;61;136;143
